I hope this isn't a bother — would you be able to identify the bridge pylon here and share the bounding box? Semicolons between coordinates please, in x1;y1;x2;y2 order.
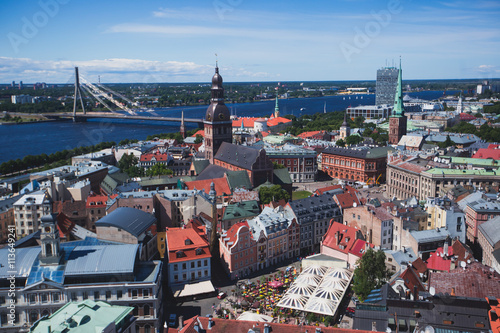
72;67;86;121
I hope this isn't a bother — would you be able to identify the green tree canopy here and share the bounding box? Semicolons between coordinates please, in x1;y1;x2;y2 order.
258;185;290;204
336;139;346;147
345;135;363;146
146;163;173;177
194;134;203;144
272;161;286;169
352;248;390;301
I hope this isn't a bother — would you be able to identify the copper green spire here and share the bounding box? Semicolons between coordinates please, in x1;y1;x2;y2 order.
392;58;404;117
274;94;280;118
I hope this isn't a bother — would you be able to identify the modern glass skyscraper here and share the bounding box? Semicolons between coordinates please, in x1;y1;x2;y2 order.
376;67;398;106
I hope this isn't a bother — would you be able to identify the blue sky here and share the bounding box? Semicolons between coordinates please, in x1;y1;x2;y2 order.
0;0;499;83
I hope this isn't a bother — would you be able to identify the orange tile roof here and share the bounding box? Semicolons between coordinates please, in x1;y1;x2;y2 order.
399;266;425;292
86;194;117;208
191;129;205;138
411;257;428;275
333;191;361;210
232;118;256;128
184;177;231;196
472;147;500;159
298;131;321;138
267;116;292;127
166;227;211;263
222;221;250;250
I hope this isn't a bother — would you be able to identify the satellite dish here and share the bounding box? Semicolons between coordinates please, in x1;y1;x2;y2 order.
353;202;357;207
386;328;392;333
429;287;435;296
460;261;466;268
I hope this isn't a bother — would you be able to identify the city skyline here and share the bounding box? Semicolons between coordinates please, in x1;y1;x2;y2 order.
1;0;499;83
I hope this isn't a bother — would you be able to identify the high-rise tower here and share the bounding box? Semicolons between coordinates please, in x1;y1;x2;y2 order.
376;66;398;106
388;60;407;145
204;63;232;164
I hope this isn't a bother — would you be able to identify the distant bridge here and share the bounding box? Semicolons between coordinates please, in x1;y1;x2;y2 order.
47;112;205;127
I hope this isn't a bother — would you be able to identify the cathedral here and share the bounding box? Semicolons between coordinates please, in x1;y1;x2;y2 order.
204;63;233;164
388;60;407;145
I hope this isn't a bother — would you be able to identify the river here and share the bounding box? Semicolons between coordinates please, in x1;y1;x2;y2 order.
0;90;457;164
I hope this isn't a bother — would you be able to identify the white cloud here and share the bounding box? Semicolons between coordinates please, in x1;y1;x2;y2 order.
0;57;274;83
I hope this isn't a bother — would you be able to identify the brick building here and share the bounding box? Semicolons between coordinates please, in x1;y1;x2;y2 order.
265;145;318;183
465;198;500;243
214;142;273;187
321;146;390;184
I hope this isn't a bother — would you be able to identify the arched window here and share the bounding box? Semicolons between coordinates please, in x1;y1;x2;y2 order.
132;305;139;316
143;304;150;317
30;311;38;323
45;243;52;256
41;310;50;317
144;324;151;333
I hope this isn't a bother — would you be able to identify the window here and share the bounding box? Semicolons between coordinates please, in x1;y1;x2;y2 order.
94;291;99;300
182;263;187;270
117;290;122;299
204;259;208;266
174;264;178;271
53;293;60;302
30;311;39;323
191;262;195;268
29;294;36;304
144;305;151;317
198;261;202;267
174;274;179;281
143;289;149;298
191;272;195;280
83;292;88;300
106;291;111;300
132;290;138;299
71;292;77;301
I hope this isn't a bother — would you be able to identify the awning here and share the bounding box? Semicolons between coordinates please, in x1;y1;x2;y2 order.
171;280;215;298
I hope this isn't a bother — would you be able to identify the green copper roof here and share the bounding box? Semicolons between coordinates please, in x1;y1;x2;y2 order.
425;168;500;176
223;200;260;221
392;60;404;117
441;156;500;167
29;300;133;333
226;170;253;190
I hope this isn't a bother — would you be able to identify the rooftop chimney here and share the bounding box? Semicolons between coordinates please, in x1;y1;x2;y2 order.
178;315;184;330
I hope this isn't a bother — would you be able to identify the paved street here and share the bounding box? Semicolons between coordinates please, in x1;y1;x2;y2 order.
164;259;302;328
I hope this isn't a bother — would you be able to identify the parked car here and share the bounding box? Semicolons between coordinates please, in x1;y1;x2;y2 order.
168;314;177;327
217;292;227;299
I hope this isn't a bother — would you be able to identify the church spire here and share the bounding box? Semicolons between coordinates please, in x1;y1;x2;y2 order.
342;110;348;127
274;94;280;118
180;110;186;139
392;58;404;117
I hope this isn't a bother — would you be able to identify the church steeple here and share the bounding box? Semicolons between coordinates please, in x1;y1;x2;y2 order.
274;95;280;118
339;111;350;139
180;110;186;139
39;213;61;266
392;58;404;117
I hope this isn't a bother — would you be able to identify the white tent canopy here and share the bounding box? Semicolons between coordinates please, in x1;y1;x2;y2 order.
277;267;353;316
237;311;274;322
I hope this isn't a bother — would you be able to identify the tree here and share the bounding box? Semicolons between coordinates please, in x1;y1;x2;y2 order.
336;139;346;147
146;163;173;177
194;134;203;144
345;135;363;146
258;185;290;204
352;248;390;301
272;161;286;169
438;135;454;148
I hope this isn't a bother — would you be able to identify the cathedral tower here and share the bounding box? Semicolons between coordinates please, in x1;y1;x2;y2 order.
204;63;232;163
388;60;407;145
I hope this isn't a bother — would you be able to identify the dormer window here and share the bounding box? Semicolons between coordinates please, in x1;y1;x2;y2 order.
185;238;193;245
176;251;185;258
196;248;203;255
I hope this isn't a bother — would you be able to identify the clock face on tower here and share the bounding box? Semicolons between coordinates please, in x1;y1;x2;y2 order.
207;114;212;121
218;113;225;120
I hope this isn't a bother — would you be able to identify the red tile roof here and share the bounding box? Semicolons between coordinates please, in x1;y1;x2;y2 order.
472;147;500;159
166;227;211;263
460;113;476;121
333;191;361;210
411;257;428;275
428;262;500;299
178;315;376;333
140;152;170;162
184;177;231;196
348;238;374;257
322;222;359;254
426;246;453;272
314;185;342;195
261;131;270;137
86;194;117;208
399;266;425;292
221;221;250;250
397;161;428;173
56;212;75;238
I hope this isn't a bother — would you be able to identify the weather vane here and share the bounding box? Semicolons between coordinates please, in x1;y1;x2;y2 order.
215;53;218;67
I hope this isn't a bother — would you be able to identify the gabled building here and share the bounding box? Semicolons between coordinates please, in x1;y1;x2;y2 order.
14;190;52;238
465;198;500;243
219;221;258;279
477;216;500;268
214;142;273;187
221;200;260;231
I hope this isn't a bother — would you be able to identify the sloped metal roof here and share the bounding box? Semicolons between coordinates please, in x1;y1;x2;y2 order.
95;207;156;237
0;247;41;278
64;244;139;276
